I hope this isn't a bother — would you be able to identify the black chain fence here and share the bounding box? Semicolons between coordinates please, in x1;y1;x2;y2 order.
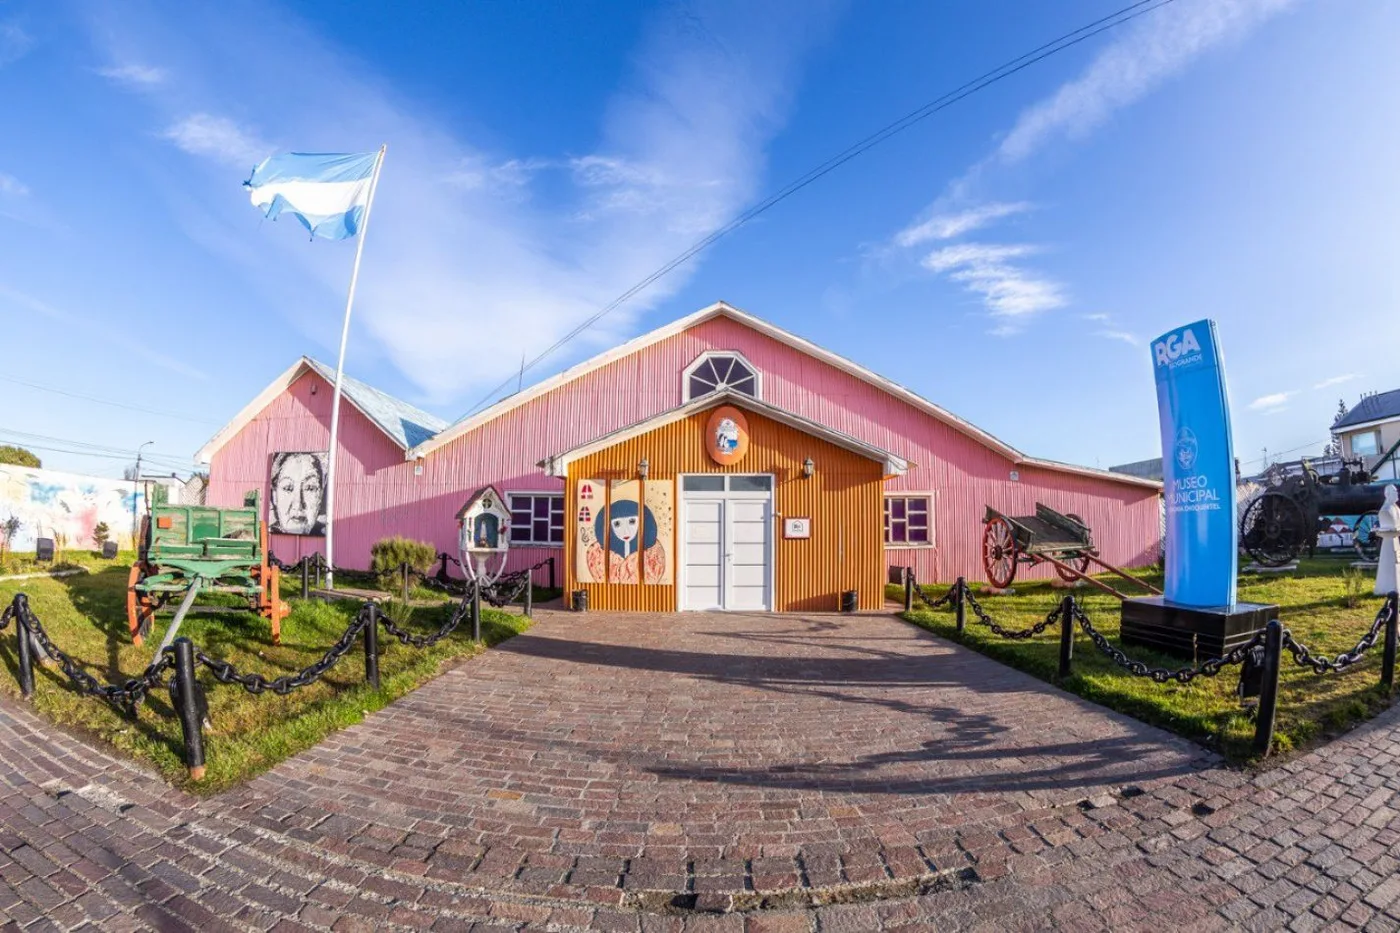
2;550;553;777
899;567;1400;755
1;594;174;712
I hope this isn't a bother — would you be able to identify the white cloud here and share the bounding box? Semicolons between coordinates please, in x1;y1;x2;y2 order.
921;242;1038;273
1095;329;1141;346
1249;391;1294;411
894;201;1032;248
0;172;28;197
886;0;1294;331
1081;312;1111;323
97;63;167;86
0;22;32;67
921;243;1064;320
997;0;1297;164
1313;373;1360;390
162;114;273;170
97;0;840;402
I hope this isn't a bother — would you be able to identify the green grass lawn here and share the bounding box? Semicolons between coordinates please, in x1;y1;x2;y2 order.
0;554;528;792
894;559;1395;762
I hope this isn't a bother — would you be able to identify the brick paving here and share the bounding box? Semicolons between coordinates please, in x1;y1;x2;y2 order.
0;608;1398;930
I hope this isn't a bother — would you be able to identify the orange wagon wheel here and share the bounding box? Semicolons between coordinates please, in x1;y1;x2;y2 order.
126;562;156;645
982;516;1018;590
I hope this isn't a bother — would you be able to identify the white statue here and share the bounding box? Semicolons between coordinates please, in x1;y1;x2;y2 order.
1376;485;1400;596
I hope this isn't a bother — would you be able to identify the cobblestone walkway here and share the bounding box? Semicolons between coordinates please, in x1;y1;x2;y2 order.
1;609;1398;931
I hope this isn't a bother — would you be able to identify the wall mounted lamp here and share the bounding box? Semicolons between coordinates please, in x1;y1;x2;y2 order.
638;457;650;479
802;457;815;479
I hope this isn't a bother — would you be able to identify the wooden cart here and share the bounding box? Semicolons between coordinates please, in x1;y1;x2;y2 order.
981;503;1161;600
128;504;287;647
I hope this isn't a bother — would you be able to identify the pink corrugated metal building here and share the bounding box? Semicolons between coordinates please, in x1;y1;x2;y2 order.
199;303;1161;606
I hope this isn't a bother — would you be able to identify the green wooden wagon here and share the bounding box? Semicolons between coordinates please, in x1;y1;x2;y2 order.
127;504;286;647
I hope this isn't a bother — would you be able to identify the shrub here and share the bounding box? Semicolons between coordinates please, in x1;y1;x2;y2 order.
369;536;437;581
1342;566;1364;609
92;522;111;550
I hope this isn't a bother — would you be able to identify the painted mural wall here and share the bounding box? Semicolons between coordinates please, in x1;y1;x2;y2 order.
0;465;145;551
207;315;1161;582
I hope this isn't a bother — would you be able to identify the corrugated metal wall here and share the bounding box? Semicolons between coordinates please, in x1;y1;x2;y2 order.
566;406;885;611
207;315;1160;583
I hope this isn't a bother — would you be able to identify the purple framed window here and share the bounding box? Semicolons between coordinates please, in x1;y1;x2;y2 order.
884;495;931;545
509;493;565;545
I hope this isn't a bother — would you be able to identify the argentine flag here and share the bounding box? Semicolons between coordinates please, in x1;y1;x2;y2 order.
245;151;379;241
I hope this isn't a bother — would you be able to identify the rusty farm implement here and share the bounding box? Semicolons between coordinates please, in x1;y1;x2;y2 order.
127;504;288;648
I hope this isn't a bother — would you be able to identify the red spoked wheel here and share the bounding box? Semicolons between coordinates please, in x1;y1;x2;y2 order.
1053;513;1092;582
982;516;1019;589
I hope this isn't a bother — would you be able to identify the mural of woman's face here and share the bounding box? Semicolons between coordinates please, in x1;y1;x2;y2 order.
273;454;324;534
610;514;639;545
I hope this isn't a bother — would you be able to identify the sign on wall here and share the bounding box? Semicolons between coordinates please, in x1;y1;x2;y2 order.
706;406;750;466
1152;320;1237;608
784;517;811;539
269;451;327;536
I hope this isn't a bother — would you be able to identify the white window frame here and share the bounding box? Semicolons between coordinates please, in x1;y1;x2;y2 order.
507;490;566;548
884;491;934;549
677;473;776;612
682;350;763;402
1350;430;1381;458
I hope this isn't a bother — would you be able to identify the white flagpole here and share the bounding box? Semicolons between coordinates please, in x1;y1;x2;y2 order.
323;144;386;588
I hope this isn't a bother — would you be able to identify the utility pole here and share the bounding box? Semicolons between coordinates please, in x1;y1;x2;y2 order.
133;440;153;545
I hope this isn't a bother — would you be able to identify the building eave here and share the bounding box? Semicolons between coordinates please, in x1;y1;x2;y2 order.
537;388;909;478
409;300;1154;491
194;358;416;464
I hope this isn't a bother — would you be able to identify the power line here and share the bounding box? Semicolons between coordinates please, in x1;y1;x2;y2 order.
462;0;1177;416
0;427;195;470
0;374;219;424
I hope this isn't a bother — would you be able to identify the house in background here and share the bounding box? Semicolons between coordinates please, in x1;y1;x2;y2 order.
1334;389;1400;480
199;302;1162;611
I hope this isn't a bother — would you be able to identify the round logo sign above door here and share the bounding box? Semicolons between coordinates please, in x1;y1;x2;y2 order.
706;405;750;466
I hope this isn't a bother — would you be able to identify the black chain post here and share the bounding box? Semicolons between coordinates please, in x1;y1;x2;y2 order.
903;567;914;613
300;557;310;600
1382;593;1398;694
1058;594;1075;680
171;638;206;781
1253;619;1283;757
954;577;966;638
15;603;34;698
363;603;380;690
436;552;450;583
548;557;556;592
471;584;481;641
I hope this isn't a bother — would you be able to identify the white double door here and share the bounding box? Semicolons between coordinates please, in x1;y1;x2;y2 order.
681;481;772;611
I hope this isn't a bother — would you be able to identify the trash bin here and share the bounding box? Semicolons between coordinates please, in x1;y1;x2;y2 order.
840;590;858;613
571;589;588;612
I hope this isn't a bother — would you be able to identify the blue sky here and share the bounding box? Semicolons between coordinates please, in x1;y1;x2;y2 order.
2;0;1398;480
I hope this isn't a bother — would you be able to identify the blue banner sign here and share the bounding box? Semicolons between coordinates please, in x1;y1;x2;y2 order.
1152;319;1237;608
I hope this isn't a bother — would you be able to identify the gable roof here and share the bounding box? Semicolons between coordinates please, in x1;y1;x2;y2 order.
539;388;909;478
195;358;447;463
412;301;1159;490
1334;389;1400;431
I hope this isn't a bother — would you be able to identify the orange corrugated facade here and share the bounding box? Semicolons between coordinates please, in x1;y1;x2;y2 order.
565;404;887;612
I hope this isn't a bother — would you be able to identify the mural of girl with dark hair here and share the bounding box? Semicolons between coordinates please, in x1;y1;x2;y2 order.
586;498;667;583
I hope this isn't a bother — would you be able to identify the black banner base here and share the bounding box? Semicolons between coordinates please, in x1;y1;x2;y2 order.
1121;596;1278;660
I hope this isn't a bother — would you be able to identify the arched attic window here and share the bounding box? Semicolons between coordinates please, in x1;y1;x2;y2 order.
683;351;760;402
